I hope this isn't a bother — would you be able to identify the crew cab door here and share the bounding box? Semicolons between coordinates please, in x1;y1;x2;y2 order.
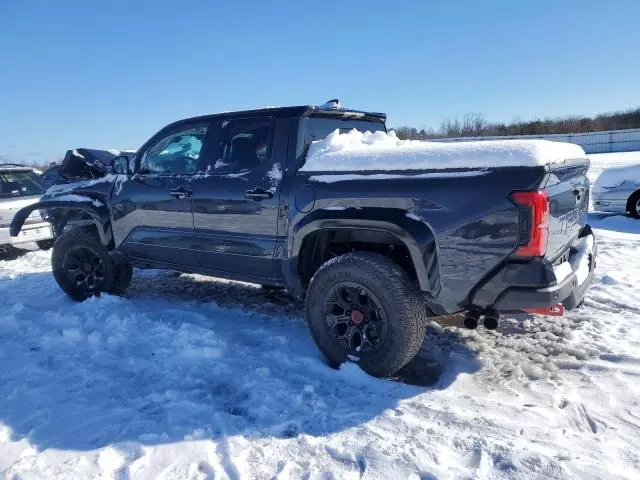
111;123;210;267
190;116;283;279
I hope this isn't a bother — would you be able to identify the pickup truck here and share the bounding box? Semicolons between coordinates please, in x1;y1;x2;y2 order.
11;101;597;377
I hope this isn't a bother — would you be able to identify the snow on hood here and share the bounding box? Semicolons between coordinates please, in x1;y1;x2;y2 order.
300;129;586;172
593;161;640;192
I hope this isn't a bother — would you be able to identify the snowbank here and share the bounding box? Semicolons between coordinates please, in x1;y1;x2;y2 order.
300;129;586;172
593;161;640;193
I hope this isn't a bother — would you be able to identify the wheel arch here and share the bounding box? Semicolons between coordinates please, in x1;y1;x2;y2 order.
625;189;640;214
286;208;440;296
10;199;113;247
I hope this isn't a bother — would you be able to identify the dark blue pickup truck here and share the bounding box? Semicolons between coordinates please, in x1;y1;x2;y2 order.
11;101;596;377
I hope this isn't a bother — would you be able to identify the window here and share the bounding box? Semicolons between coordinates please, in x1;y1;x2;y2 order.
303;117;385;144
140;124;208;175
209;117;273;173
0;171;45;198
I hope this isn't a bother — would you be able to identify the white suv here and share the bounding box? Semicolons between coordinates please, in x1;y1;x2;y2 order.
0;164;54;254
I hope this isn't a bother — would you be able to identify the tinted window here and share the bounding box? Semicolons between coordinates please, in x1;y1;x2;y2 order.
208;117;273;173
0;171;45;198
140;124;208;175
303;117;385;144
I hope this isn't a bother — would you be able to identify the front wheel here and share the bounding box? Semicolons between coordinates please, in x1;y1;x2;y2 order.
628;191;640;219
305;252;428;377
51;228;131;301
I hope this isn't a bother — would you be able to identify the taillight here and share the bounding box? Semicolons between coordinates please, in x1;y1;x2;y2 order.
510;190;549;257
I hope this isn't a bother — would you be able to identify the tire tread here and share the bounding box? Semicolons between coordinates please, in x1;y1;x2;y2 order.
306;251;428;377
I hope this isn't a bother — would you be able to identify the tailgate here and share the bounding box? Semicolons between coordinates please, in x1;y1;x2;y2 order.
544;160;590;261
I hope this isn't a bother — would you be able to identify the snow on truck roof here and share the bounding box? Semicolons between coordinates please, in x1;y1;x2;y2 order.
300;129;587;172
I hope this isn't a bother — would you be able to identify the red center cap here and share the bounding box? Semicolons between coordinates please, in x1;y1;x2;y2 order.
351;310;364;325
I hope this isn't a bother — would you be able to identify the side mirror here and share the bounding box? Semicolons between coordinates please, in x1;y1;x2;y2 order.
113;155;131;175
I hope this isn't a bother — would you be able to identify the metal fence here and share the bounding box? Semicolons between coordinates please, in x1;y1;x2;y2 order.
432;128;640;154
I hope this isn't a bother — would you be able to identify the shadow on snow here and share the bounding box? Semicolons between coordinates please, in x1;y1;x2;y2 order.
586;212;640;234
0;266;481;452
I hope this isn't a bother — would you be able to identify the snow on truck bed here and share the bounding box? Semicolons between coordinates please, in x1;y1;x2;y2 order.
301;129;586;172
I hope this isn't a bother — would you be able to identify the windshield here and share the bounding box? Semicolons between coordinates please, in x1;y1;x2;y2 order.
0;171;46;198
303;117;386;144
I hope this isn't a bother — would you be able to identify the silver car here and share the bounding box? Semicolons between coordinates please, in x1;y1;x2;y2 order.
0;164;54;253
592;163;640;219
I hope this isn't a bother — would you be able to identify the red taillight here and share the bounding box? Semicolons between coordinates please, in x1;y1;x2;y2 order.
510;190;549;257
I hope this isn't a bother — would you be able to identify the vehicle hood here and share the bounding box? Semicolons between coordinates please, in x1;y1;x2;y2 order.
57;149;135;182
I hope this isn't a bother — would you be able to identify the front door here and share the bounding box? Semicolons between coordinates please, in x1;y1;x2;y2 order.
111;123;210;268
190;116;283;279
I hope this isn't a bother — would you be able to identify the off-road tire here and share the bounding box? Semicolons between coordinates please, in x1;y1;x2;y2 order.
305;251;428;377
51;227;121;301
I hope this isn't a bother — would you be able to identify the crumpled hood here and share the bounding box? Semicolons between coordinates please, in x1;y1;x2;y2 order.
58;149;135;181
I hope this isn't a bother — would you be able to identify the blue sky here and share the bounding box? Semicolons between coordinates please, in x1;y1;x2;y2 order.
1;0;639;164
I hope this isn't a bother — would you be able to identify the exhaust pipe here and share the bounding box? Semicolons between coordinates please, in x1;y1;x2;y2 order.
463;310;481;330
483;309;500;330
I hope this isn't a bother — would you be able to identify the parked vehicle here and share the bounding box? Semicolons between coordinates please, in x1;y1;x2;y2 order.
593;162;640;218
10;102;597;376
0;163;54;253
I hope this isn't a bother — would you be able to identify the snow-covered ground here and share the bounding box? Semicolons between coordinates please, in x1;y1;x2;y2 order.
1;153;639;479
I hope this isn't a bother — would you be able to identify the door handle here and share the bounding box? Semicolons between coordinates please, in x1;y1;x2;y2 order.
170;187;192;199
245;188;273;201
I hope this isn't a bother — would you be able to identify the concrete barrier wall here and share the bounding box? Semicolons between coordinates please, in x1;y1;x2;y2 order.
431;128;640;154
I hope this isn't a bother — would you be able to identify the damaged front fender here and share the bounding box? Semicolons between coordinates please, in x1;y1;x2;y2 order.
10;197;113;246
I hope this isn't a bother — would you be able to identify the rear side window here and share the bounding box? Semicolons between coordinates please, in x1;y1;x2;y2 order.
208;117;273;173
140;124;208;175
303;117;386;144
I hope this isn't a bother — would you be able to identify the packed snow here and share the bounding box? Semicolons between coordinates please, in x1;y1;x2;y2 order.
1;153;640;479
300;129;586;172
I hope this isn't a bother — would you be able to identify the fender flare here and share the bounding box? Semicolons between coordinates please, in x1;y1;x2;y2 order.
285;208;438;295
10;199;113;246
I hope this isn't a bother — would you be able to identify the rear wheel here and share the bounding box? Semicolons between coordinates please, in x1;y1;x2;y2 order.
51;228;131;301
628;191;640;219
305;251;428;377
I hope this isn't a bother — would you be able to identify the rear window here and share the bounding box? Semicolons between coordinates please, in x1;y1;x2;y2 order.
303;117;386;144
0;171;46;198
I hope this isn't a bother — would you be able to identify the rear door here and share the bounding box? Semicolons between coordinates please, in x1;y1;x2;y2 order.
190;116;283;279
544;160;590;260
111;123;209;268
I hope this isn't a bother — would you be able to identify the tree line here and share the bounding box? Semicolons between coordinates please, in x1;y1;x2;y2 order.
394;107;640;140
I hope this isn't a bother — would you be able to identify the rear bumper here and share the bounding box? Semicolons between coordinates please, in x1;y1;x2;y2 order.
471;225;597;312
